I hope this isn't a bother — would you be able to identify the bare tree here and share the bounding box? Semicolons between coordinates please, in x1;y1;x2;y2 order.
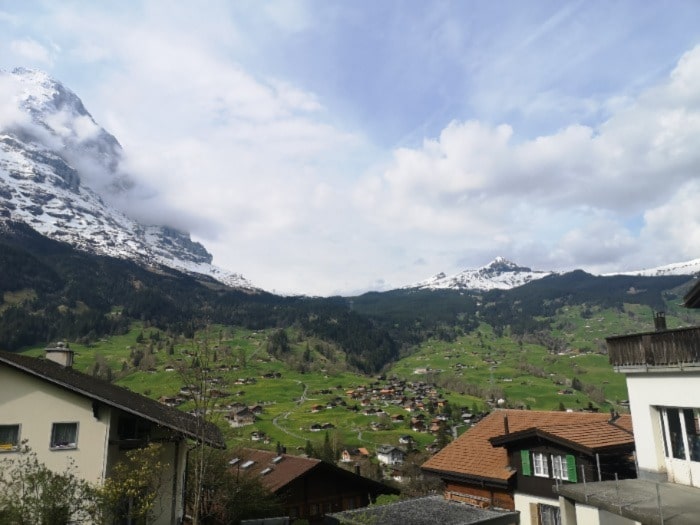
177;328;227;525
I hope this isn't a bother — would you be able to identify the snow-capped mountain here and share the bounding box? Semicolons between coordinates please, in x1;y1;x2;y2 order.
0;68;254;290
604;259;700;278
408;257;554;291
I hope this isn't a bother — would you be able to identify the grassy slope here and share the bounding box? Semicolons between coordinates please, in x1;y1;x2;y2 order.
19;298;700;453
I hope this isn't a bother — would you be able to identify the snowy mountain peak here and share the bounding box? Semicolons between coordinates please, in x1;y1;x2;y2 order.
408;257;553;291
0;68;255;290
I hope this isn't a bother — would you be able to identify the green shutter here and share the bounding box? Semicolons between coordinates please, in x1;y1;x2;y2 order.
521;450;531;476
566;454;577;482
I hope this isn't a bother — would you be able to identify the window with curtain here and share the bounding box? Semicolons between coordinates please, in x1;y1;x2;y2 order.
551;454;569;480
533;451;549;477
0;425;20;451
50;422;78;449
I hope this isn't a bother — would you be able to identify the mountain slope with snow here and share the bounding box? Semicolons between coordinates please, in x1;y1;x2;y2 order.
407;257;555;291
0;68;254;290
604;259;700;278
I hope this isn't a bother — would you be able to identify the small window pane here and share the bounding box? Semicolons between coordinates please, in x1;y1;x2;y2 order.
51;423;78;449
0;425;20;451
539;504;562;525
551;454;568;480
533;452;549;477
685;409;700;462
667;409;686;460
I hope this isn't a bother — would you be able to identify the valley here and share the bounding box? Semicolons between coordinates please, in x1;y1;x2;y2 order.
17;292;699;458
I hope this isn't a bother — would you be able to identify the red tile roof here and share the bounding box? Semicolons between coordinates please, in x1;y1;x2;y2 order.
421;410;633;484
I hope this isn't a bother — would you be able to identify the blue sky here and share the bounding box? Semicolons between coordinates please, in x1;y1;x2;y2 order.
2;1;700;295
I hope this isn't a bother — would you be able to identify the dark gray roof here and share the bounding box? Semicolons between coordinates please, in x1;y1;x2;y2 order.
0;351;225;448
326;495;519;525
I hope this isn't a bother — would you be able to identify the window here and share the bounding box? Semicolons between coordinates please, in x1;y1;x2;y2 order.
533;452;549;477
660;407;700;462
552;454;568;480
538;503;561;525
0;425;20;452
50;422;78;449
522;451;577;482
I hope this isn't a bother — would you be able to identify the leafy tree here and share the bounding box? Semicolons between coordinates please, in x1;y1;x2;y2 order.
0;444;97;524
95;443;168;524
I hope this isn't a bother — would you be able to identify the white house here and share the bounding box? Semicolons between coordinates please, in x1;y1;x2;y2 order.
556;283;700;524
0;344;224;525
376;445;406;465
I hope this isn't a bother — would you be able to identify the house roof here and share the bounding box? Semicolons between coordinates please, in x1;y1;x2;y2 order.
0;351;225;448
421;410;633;485
230;448;398;495
327;494;519;525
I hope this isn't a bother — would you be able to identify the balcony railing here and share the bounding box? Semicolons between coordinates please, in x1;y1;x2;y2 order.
607;326;700;367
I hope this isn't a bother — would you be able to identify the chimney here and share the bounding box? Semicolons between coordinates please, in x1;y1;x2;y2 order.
654;311;667;332
45;341;74;368
354;463;361;476
503;414;510;435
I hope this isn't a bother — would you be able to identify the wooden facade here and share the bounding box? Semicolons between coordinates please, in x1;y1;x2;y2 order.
443;480;515;510
607;326;700;368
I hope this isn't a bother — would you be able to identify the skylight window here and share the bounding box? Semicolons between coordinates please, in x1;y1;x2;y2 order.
228;458;240;466
260;467;272;475
241;460;255;469
272;455;284;464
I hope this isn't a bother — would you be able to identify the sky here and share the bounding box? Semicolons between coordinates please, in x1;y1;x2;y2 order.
2;1;700;296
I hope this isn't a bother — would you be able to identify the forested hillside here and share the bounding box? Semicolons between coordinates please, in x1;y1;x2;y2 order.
0;221;696;375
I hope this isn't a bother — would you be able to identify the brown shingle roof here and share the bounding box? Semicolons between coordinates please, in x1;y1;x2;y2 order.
232;449;319;493
421;410;633;484
231;448;398;496
0;351;225;448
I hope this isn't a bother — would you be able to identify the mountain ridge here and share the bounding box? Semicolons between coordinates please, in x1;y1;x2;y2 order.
0;67;255;290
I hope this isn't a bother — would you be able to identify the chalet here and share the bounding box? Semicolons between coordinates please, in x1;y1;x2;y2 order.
376;445;406;465
555;289;700;524
340;447;370;463
230;448;397;524
0;346;224;525
398;435;414;445
422;409;635;521
226;406;256;427
248;404;264;415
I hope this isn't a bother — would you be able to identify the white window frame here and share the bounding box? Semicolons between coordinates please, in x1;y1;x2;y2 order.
0;424;21;452
533;451;549;477
551;454;569;480
660;407;700;462
50;422;79;450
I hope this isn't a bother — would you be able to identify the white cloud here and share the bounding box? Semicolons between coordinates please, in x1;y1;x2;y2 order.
3;3;700;295
10;38;52;65
359;45;700;278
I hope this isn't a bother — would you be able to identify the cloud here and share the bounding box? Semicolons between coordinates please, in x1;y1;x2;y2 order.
10;38;52;65
3;3;700;295
359;45;700;275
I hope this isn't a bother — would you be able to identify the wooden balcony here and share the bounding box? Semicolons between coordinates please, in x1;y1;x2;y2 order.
607;326;700;368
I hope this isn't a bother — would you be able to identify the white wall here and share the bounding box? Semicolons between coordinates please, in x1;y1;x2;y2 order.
568;501;640;525
0;366;111;483
514;492;560;524
625;371;700;483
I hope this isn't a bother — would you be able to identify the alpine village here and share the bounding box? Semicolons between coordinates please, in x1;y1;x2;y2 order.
3;70;700;525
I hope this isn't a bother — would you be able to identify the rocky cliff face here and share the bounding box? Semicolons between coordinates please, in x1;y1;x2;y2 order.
0;67;254;289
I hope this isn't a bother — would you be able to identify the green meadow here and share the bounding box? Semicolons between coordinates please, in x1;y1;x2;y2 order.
22;301;693;453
